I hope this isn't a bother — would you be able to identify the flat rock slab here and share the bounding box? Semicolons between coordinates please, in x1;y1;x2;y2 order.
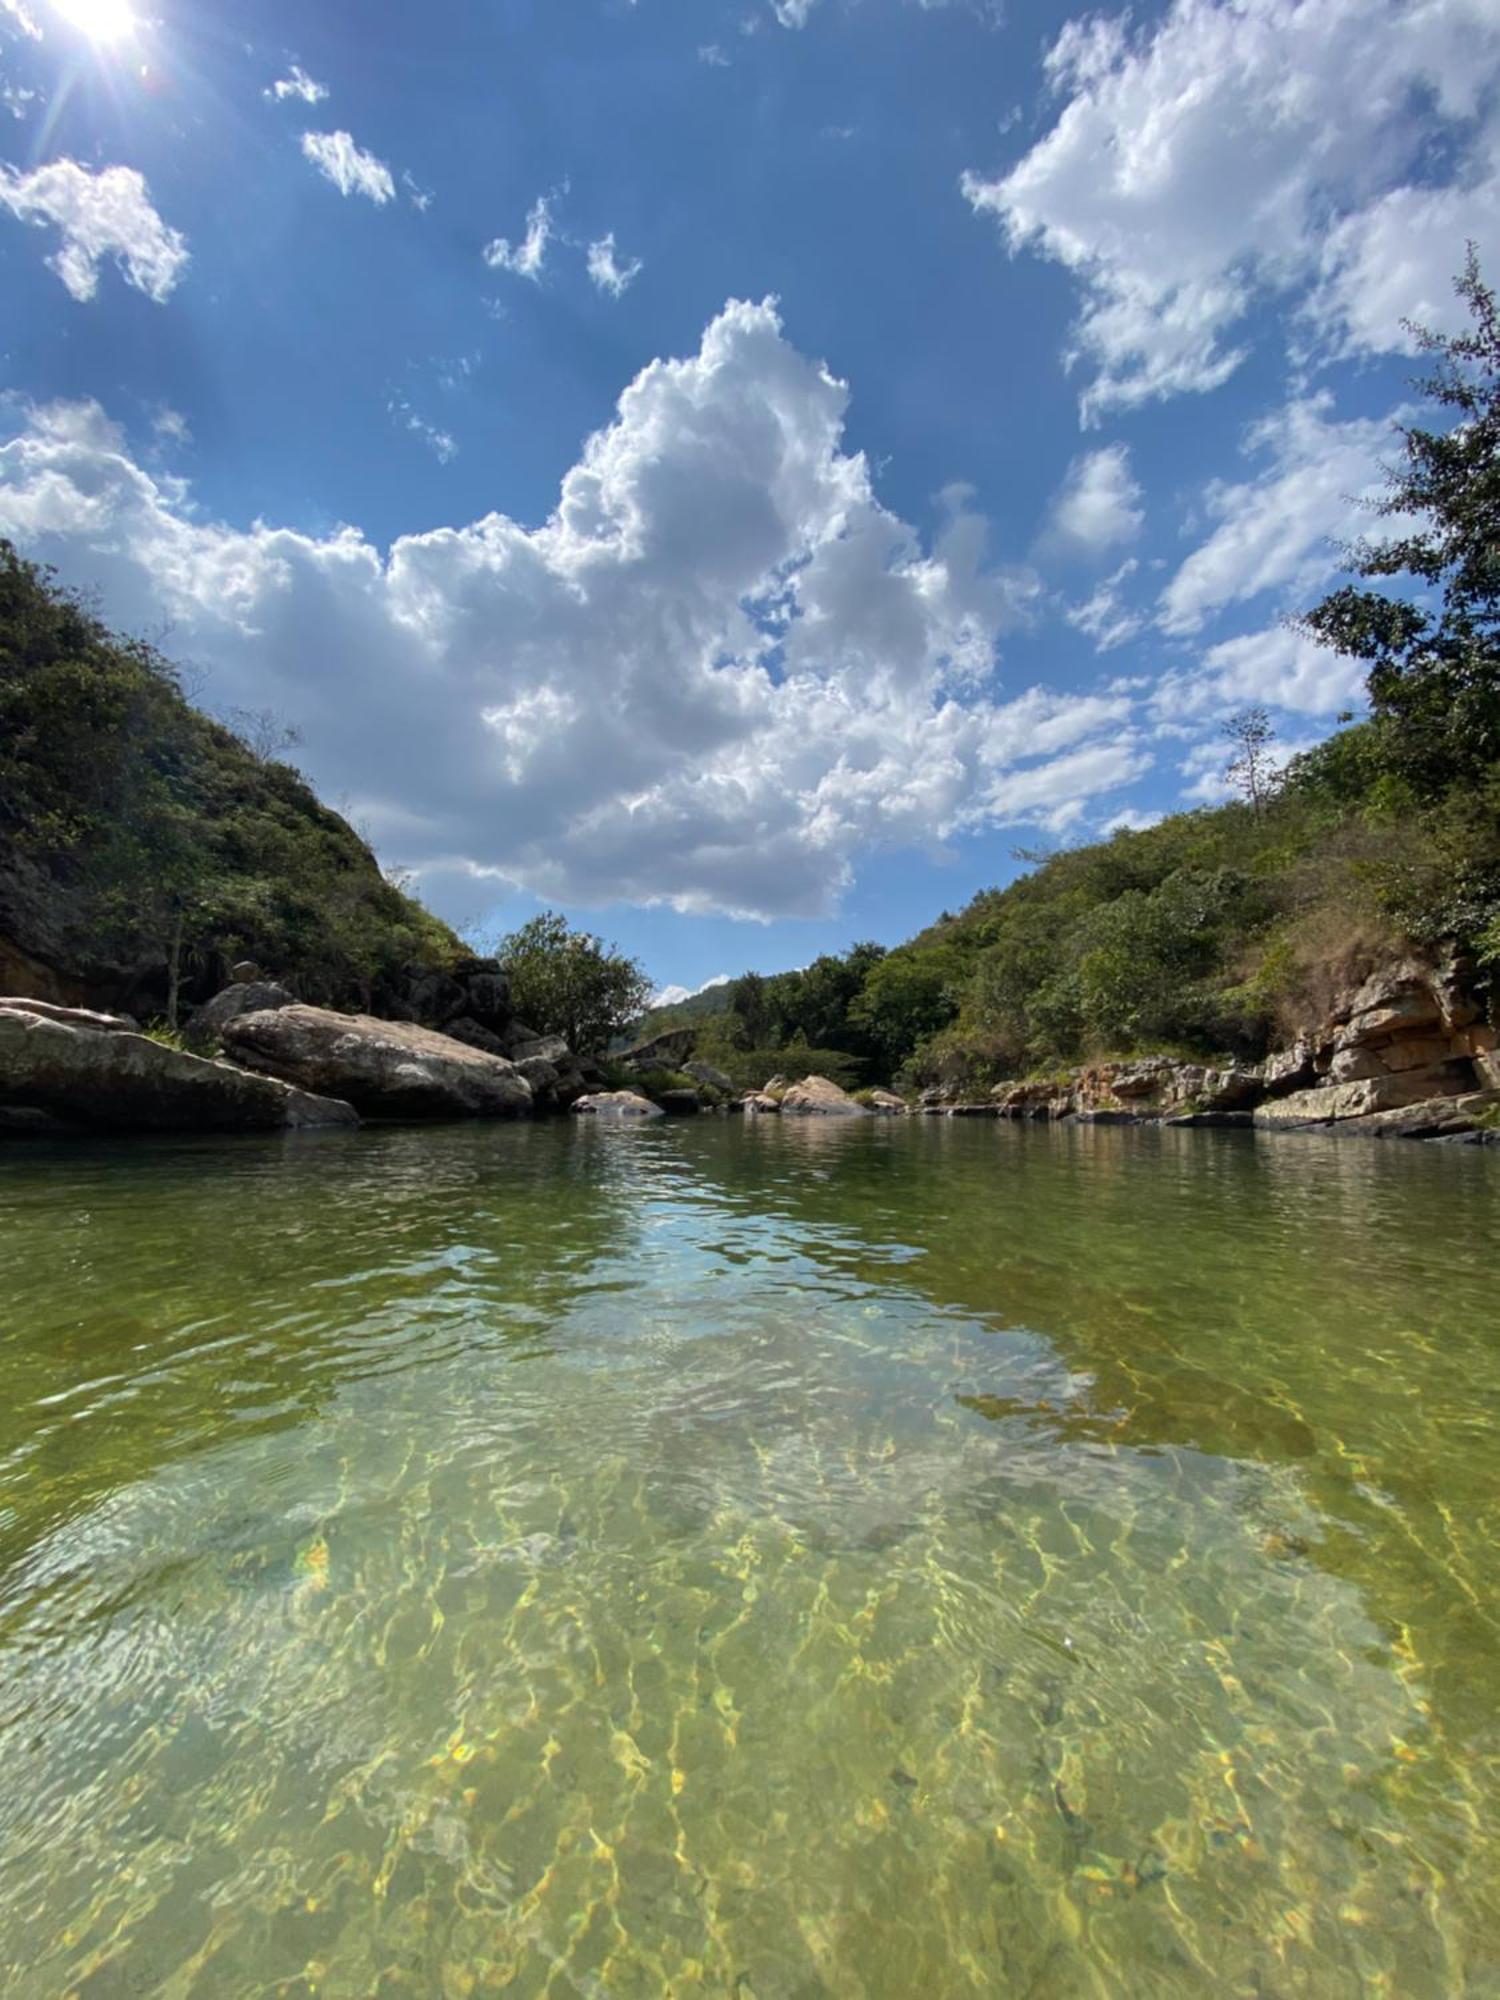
0;1004;356;1133
222;1005;533;1120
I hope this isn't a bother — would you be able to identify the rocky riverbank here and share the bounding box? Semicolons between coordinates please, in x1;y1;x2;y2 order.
3;953;1495;1143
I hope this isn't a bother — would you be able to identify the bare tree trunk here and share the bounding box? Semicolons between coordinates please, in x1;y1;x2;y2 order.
166;907;184;1028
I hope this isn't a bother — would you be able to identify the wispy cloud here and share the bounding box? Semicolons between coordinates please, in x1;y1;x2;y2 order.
388;396;457;464
300;130;395;205
483;192;557;280
586;231;642;298
266;64;328;104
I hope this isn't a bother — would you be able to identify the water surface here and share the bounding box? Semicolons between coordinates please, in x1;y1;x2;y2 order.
2;1119;1498;1996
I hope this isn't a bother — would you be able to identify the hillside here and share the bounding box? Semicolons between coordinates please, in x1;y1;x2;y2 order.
645;259;1500;1094
0;542;460;1020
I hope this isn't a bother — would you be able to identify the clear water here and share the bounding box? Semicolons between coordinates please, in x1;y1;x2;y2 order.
2;1118;1498;1998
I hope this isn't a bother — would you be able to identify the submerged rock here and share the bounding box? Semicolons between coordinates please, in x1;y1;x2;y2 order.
0;1000;356;1133
222;1004;533;1120
571;1090;664;1119
779;1074;867;1116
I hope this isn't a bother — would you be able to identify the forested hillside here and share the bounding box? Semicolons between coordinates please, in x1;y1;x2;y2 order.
644;258;1500;1093
0;543;459;1019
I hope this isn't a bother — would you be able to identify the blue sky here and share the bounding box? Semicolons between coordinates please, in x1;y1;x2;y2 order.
1;0;1494;1000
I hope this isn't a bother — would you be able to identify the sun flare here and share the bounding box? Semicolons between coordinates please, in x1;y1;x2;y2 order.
51;0;137;42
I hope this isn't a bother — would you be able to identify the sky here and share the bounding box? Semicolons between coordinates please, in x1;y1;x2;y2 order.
0;0;1495;1003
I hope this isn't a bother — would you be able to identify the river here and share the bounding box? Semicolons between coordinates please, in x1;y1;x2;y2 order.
2;1118;1497;1996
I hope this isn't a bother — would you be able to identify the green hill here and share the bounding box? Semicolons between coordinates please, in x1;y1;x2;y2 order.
0;541;460;1020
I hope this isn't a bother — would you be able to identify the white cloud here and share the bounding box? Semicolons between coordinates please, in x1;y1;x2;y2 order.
1101;806;1164;833
0;301;1151;920
484;193;555;280
3;80;36;117
1;0;41;38
1045;443;1141;553
586;232;642;298
1158;395;1393;636
1156;626;1367;723
266;64;327;104
0;158;188;302
300;130;394;205
652;973;731;1007
1067;558;1142;651
697;43;730;66
963;0;1500;418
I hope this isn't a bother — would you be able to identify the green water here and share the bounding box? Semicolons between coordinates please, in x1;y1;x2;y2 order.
2;1120;1498;1998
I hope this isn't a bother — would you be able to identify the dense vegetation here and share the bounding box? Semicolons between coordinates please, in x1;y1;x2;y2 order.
646;257;1500;1093
0;542;458;1018
497;911;651;1053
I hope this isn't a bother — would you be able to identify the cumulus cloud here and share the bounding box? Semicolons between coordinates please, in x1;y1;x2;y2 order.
300;130;394;204
962;0;1500;418
1045;443;1142;554
586;232;642;298
1158;395;1393;636
267;64;328;104
484;194;555;280
0;158;188;301
0;301;1151;919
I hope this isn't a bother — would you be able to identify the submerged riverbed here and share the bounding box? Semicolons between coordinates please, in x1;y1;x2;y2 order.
2;1118;1498;1996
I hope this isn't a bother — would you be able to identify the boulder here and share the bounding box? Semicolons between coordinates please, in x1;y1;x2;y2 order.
442;1016;509;1056
866;1089;908;1114
221;1005;533;1119
183;980;296;1052
572;1090;664;1119
779;1074;866;1116
740;1092;781;1114
0;1001;357;1133
229;960;262;984
684;1059;736;1095
618;1027;696;1071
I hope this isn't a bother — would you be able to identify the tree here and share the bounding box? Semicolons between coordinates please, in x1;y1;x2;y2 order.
1223;706;1279;811
1298;248;1500;796
497;911;651;1053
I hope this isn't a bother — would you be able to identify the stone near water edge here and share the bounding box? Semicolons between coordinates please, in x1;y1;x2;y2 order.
0;1000;356;1133
778;1074;867;1116
866;1089;908;1115
571;1090;664;1119
221;1004;533;1120
739;1091;781;1114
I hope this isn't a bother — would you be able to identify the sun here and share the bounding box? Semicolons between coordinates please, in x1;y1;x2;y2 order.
51;0;137;42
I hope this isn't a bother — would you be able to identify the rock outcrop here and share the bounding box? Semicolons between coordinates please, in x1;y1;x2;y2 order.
866;1089;909;1114
978;956;1496;1141
779;1074;867;1116
571;1090;664;1119
221;1005;533;1119
617;1027;697;1072
0;999;357;1133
